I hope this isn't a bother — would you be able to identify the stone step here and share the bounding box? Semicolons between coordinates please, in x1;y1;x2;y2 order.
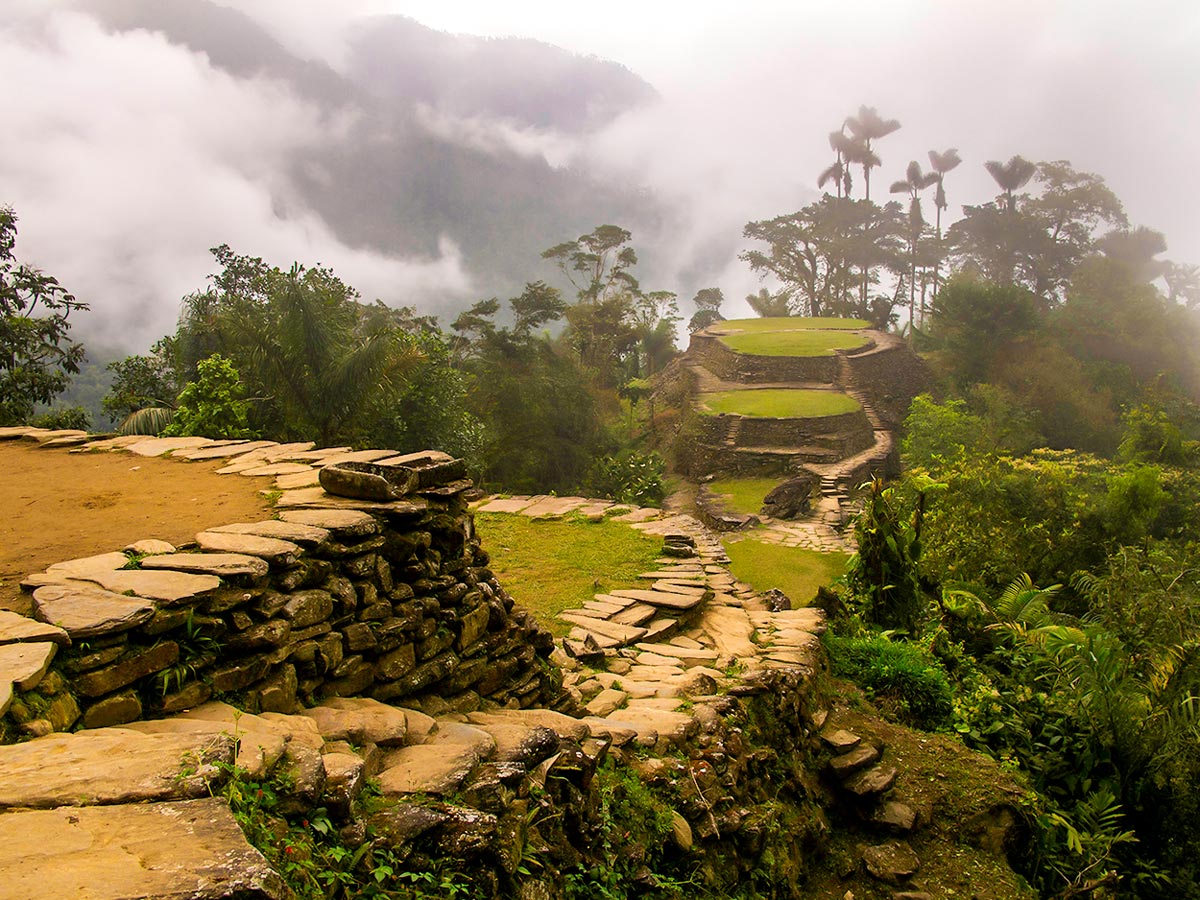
558;614;648;644
0;799;285;900
608;589;706;611
610;603;658;627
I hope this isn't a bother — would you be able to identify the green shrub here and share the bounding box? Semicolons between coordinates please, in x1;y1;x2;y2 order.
31;404;91;431
162;353;256;440
585;450;666;507
823;632;953;728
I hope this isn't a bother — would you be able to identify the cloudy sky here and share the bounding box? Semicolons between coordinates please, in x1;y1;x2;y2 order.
3;0;1198;352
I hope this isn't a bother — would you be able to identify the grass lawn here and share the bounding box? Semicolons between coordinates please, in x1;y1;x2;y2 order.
722;538;850;605
700;389;859;418
718;329;870;357
719;316;869;332
706;476;781;514
474;512;663;636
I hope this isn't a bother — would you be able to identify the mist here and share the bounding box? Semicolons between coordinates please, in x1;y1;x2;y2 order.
3;0;1197;351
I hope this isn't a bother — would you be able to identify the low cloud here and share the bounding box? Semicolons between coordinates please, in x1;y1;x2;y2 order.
0;8;473;352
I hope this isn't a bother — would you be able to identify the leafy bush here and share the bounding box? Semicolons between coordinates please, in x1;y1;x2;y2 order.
824;632;953;728
31;404;91;431
162;354;256;440
585;450;666;507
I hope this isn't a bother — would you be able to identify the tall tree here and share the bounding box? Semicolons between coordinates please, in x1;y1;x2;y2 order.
890;160;939;329
0;206;88;425
844;106;901;203
688;287;726;333
818;130;857;199
984;155;1037;213
927;148;963;303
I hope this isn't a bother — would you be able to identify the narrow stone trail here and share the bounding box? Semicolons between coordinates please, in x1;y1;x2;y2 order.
0;430;832;900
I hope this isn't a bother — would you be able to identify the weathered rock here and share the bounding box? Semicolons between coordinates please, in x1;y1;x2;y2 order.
829;743;881;777
0;798;286;900
319;461;419;501
321;751;365;817
141;552;269;578
608;588;706;611
73;641;179;697
0;728;234;808
77;568;222;605
195;531;300;565
81;690;143;729
844;764;898;798
605;706;697;749
870;800;918;834
558;614;647;644
820;726;862;751
467;708;590;743
211;520;331;546
124;539;177;555
376;722;495;796
862;840;920;884
281;589;334;628
0;610;69;647
301;697;410;746
32;584;156;639
474;722;560;765
585;688;628;717
278;509;380;537
369;803;448;846
0;642;56;690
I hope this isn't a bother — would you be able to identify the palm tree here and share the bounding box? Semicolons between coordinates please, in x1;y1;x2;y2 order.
844;106;901;202
890;160;939;330
818;130;857;198
984;155;1036;213
927;148;962;304
746;288;792;318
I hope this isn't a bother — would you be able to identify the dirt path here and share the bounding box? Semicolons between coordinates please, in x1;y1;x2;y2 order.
0;442;272;612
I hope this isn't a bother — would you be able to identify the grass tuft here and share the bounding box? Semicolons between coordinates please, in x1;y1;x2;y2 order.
700;389;860;418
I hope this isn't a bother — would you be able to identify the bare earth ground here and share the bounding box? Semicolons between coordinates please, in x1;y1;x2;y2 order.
0;442;272;613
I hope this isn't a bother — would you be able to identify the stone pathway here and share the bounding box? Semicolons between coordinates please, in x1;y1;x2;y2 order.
0;429;831;899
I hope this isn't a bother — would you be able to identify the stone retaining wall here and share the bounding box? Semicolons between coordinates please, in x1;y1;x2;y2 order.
842;338;932;429
3;445;559;741
687;333;841;384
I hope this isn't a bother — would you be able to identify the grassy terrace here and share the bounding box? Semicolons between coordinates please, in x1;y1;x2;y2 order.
722;538;850;604
713;316;870;357
700;388;860;418
706;476;781;515
474;511;662;636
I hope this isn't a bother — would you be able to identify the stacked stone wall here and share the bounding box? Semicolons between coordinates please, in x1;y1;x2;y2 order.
842;340;932;429
687;333;841;384
4;455;560;740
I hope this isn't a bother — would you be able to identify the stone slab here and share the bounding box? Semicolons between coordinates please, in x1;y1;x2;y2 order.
32;585;156;638
0;610;69;647
475;496;535;513
609;589;705;611
195;531;300;564
610;603;657;627
126;437;214;457
314;449;397;467
520;496;587;518
0;798;285;900
172;440;275;461
46;552;130;579
301;697;410;746
273;486;428;514
566;627;620;650
0;642;56;690
467;708;590;743
278;508;379;536
634;642;718;662
141;552;269;578
211;520;331;546
0;729;234;808
124;539;176;555
75;569;221;604
558;614;647;644
274;469;323;490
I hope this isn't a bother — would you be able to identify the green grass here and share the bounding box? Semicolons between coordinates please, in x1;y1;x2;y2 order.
718;316;869;332
718;329;870;357
707;476;781;515
474;512;663;636
700;388;860;418
722;538;850;605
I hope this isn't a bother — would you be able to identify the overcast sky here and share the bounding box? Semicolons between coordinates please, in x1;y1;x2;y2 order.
3;0;1198;351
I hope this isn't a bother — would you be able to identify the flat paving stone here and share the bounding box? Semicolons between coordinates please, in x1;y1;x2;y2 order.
0;610;69;647
610;603;657;626
567;627;620;649
301;697;410;747
272;487;427;514
75;569;221;605
0;729;235;809
376;723;495;796
0;798;285;900
237;463;314;477
210;520;331;546
634;642;718;662
467;708;590;742
141;552;269;578
45;552;130;579
558;614;647;644
278;508;379;536
172;440;276;460
195;531;300;564
609;589;705;611
476;496;535;513
273;469;322;489
0;642;56;690
32;584;156;639
126;437;214;457
520;496;587;517
314;449;396;467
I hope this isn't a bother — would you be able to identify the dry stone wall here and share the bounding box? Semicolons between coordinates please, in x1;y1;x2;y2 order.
2;443;559;741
